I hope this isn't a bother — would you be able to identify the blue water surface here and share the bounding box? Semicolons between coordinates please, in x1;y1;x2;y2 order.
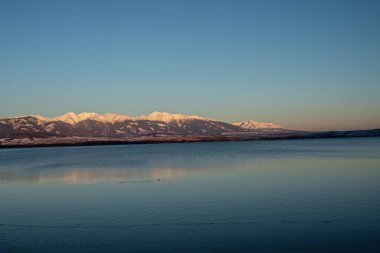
0;137;380;252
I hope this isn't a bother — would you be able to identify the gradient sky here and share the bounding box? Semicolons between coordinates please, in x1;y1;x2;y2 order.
1;0;379;130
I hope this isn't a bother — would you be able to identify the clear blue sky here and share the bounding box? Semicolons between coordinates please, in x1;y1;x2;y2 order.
1;0;379;130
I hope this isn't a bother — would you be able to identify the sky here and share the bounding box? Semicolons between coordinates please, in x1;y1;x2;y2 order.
0;0;379;131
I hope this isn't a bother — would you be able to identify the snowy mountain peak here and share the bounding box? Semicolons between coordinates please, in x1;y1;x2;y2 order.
32;112;133;124
5;112;210;125
138;111;209;123
2;112;281;130
233;120;282;129
0;112;288;142
53;112;83;124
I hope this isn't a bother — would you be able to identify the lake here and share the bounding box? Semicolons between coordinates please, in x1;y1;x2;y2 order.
1;137;380;252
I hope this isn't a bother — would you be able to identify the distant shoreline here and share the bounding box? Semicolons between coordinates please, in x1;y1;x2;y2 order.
1;130;379;149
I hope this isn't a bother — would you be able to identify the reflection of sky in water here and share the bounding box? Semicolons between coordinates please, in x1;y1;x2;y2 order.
1;137;380;184
0;138;380;252
0;166;190;184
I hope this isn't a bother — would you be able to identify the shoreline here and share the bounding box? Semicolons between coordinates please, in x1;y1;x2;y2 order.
1;130;379;149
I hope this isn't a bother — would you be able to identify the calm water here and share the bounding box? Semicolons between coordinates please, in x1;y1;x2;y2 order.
1;138;380;253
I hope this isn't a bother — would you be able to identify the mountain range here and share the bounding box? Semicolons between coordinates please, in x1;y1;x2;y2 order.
1;112;378;147
0;111;282;139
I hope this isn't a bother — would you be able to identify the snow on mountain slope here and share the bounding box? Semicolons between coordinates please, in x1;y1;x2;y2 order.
52;112;84;124
0;112;284;139
0;114;48;122
30;115;49;121
48;112;133;124
2;112;281;129
29;111;206;125
233;120;282;129
1;112;212;125
137;111;209;123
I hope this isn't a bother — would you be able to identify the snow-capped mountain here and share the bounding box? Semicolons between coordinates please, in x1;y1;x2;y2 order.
233;120;282;130
2;112;379;147
31;112;133;125
137;111;209;123
25;112;207;125
0;112;282;139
